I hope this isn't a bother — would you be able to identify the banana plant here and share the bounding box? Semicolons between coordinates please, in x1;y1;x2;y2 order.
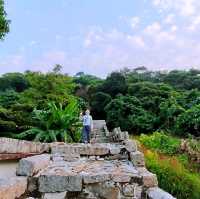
16;99;81;143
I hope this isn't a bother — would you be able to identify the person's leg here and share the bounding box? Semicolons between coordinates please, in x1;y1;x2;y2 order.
82;126;87;143
85;126;90;143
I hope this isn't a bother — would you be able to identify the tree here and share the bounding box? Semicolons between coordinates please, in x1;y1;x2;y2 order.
53;64;63;74
98;72;127;97
0;0;10;40
90;92;112;119
176;104;200;137
0;73;29;92
105;95;155;133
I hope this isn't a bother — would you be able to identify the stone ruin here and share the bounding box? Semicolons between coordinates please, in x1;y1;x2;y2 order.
0;120;176;199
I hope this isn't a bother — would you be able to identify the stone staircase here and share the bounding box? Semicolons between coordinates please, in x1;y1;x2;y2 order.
90;120;110;143
0;120;176;199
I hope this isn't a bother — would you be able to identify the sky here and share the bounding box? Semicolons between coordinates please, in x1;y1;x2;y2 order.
1;0;200;77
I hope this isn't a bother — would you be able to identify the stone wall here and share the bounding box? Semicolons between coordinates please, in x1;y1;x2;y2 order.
0;120;176;199
0;138;50;160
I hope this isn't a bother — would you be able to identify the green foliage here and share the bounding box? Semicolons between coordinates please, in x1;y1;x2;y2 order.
0;73;29;92
139;132;181;155
74;73;102;87
0;0;10;40
187;135;200;153
19;71;75;108
98;72;127;97
16;99;81;143
0;119;17;133
105;95;155;133
145;151;200;199
176;104;200;137
90;92;112;119
159;97;185;131
0;90;19;108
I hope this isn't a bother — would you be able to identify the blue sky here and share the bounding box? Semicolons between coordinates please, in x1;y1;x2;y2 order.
1;0;200;77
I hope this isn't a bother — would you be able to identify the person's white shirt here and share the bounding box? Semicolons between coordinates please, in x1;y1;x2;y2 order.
80;111;93;130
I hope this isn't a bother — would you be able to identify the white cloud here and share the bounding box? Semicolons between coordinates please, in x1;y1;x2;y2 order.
152;0;199;17
188;15;200;31
127;35;146;48
164;14;175;24
130;17;140;29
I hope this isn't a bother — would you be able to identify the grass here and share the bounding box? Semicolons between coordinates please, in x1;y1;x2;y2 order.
132;132;200;199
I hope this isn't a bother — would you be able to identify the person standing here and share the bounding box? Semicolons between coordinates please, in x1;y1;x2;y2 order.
80;109;93;143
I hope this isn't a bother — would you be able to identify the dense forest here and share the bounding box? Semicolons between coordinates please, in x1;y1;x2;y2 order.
1;66;200;140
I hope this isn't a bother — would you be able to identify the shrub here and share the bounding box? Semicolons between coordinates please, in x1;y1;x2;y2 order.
139;131;181;155
176;104;200;137
0;120;17;132
145;150;200;199
105;95;156;133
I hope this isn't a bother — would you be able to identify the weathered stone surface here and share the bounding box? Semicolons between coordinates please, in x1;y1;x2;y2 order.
109;144;121;155
130;151;145;167
51;143;111;156
38;161;82;192
147;187;176;199
86;181;121;199
0;120;175;199
0;177;27;199
138;168;158;188
27;176;38;193
0;137;49;154
124;140;137;152
17;154;50;176
42;192;67;199
82;172;111;184
39;174;82;193
122;184;136;196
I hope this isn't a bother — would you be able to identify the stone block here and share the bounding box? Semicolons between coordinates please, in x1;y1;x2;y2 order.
147;187;176;199
39;175;82;193
124;140;137;152
0;137;49;154
43;192;67;199
130;151;145;167
122;184;135;197
16;154;50;176
86;181;121;199
0;177;27;199
82;173;111;184
138;168;158;188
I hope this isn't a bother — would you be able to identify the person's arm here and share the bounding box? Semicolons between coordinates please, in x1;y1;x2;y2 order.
79;112;83;122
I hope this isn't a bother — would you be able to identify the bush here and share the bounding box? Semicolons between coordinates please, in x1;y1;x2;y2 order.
139;132;181;155
176;104;200;137
0;120;17;132
145;150;200;199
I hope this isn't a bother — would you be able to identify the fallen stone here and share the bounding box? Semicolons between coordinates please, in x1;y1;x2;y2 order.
109;144;121;155
16;154;50;176
123;140;137;152
130;151;145;167
138;168;158;188
147;187;176;199
122;184;136;197
42;192;67;199
86;181;121;199
0;177;27;199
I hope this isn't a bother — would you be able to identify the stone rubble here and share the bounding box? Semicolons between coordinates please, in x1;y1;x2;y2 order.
0;120;176;199
0;177;27;199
